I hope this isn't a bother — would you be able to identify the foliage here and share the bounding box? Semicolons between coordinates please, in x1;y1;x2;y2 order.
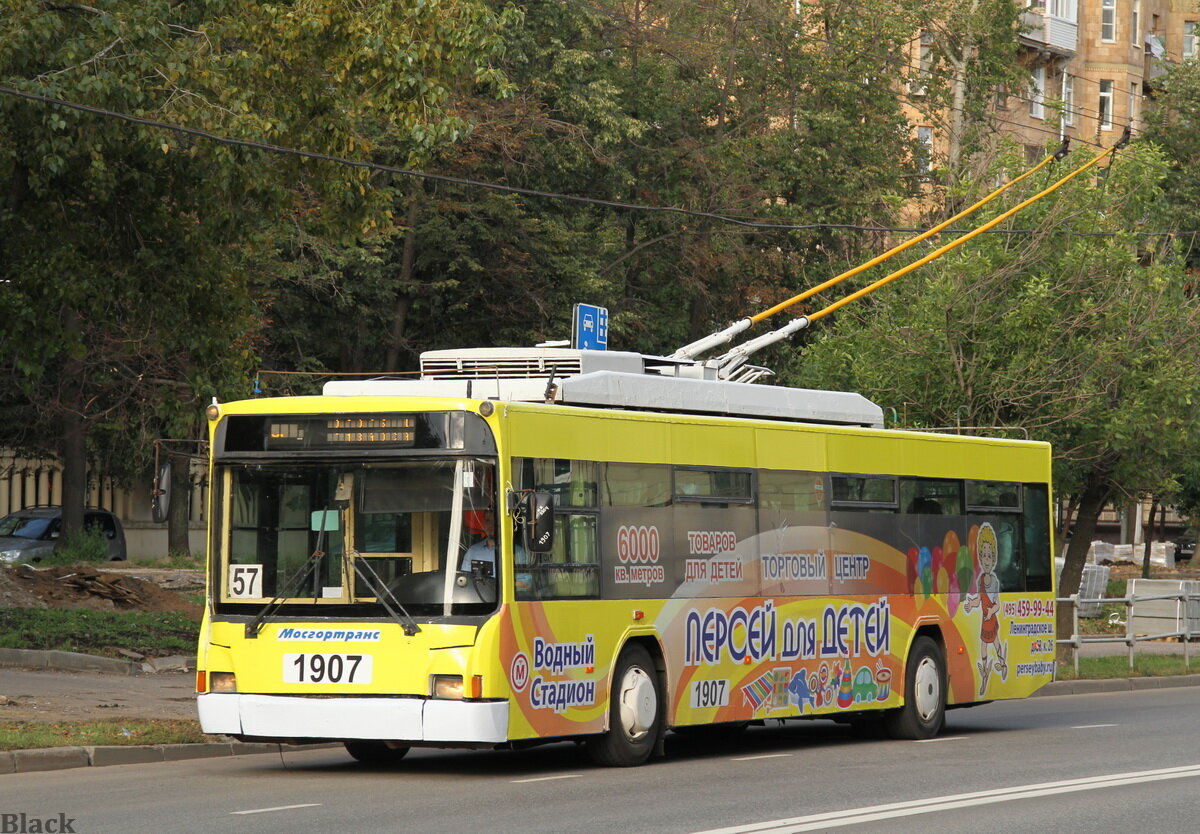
0;0;516;527
258;0;927;376
0;720;206;751
0;608;201;656
38;527;109;566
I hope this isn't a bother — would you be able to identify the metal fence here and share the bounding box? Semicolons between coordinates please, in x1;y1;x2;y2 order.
1056;589;1198;673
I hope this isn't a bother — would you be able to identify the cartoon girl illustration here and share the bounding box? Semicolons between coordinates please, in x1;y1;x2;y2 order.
963;523;1008;695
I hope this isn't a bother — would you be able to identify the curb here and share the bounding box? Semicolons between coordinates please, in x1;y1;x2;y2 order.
1037;673;1200;696
0;648;140;676
0;648;195;676
0;742;338;775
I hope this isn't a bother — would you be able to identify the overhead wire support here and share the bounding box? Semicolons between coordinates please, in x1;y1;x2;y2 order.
671;139;1070;361
710;134;1128;379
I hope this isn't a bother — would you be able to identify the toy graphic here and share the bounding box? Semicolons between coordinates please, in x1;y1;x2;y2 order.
907;547;920;595
836;664;855;708
873;659;892;701
963;522;1009;695
815;663;831;707
788;671;816;713
851;666;877;703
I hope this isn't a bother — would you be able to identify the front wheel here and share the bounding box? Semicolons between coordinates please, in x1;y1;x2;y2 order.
883;635;945;740
344;741;410;764
586;643;661;767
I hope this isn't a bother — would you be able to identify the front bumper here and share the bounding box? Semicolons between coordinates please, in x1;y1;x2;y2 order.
198;693;509;744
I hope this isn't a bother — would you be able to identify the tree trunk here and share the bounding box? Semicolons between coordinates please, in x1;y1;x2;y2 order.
57;308;87;551
167;453;192;555
1056;469;1112;662
1141;500;1158;579
385;197;419;373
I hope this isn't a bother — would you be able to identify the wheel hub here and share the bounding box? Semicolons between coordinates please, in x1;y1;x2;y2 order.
617;666;656;741
912;656;940;722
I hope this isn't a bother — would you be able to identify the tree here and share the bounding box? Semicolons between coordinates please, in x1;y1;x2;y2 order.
258;0;931;379
0;0;514;544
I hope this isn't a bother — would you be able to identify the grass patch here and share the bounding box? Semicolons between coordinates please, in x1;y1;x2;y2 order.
0;719;207;751
38;528;109;567
0;608;198;658
1055;653;1199;680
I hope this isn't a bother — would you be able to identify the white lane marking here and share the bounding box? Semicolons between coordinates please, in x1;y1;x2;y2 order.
914;736;967;743
231;804;321;815
512;774;582;784
1072;723;1118;729
731;754;793;761
692;764;1200;833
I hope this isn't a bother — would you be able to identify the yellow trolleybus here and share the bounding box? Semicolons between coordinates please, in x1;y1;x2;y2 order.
196;347;1055;766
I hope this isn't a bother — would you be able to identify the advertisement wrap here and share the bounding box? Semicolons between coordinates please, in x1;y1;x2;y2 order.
500;519;1054;740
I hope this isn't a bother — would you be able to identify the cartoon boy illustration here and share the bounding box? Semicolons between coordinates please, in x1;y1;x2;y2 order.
963;523;1008;695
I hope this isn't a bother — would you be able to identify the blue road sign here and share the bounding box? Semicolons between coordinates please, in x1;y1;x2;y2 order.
572;303;609;350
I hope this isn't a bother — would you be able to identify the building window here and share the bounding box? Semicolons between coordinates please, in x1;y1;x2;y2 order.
1185;21;1197;60
994;82;1009;110
1099;80;1114;130
1129;82;1139;126
909;30;934;95
1048;0;1077;23
916;125;933;175
1030;66;1046;119
1062;74;1074;126
1101;0;1116;42
1131;0;1140;46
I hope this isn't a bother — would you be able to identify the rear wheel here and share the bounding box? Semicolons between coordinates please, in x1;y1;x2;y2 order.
344;741;410;764
586;644;661;767
884;635;945;740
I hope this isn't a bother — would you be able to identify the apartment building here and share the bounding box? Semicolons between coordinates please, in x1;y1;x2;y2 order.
1012;2;1200;148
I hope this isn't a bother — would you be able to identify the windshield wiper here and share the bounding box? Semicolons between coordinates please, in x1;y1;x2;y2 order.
344;551;422;636
245;524;329;639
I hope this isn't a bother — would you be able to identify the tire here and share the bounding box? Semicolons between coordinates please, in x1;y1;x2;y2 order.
883;635;945;740
344;741;410;764
586;643;661;767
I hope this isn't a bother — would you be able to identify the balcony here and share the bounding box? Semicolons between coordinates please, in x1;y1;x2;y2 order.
1020;7;1078;56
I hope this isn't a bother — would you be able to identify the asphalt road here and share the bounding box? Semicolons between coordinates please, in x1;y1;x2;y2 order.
2;687;1198;834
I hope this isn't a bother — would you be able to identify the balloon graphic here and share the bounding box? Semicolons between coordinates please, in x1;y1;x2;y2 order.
918;547;933;597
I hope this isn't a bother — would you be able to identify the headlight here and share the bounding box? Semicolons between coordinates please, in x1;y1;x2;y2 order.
209;672;237;693
432;675;463;699
0;550;24;563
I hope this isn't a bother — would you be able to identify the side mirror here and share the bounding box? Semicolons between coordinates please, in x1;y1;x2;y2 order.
151;460;171;524
523;493;555;553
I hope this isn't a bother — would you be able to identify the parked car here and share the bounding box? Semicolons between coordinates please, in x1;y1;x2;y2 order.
0;506;126;564
1175;533;1197;563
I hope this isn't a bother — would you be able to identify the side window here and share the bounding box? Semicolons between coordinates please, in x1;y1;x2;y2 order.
759;471;826;513
673;468;752;504
831;474;897;510
601;463;672;508
967;481;1024;592
517;458;600;600
1022;483;1052;592
900;479;962;515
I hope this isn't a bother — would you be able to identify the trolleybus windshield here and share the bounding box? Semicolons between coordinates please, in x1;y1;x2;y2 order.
213;457;499;618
